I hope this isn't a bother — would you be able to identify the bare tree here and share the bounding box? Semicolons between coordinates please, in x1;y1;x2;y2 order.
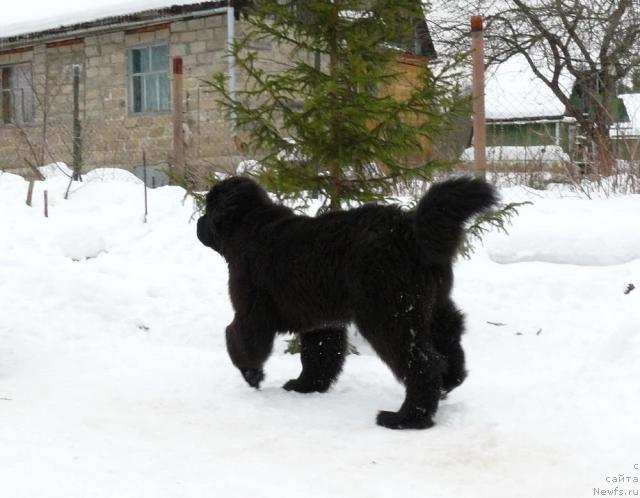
428;0;640;174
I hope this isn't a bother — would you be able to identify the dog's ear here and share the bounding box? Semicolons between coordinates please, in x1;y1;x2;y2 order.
207;177;270;235
210;192;239;235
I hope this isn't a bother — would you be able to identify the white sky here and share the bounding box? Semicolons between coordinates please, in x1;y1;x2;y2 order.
1;0;213;38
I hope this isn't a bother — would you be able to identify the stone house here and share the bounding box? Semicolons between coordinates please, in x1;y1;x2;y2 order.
0;1;435;179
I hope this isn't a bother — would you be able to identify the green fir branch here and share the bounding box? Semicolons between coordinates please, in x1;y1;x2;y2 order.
460;201;533;259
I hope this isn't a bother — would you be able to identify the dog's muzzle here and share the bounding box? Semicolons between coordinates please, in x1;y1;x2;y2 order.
197;216;212;247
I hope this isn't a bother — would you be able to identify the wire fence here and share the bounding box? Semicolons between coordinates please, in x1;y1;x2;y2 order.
463;42;640;192
2;22;640;194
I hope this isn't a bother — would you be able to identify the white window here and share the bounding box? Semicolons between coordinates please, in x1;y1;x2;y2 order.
127;44;170;113
0;63;35;125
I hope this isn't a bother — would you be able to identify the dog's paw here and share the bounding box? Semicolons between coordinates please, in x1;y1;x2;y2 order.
241;368;264;389
282;377;329;393
376;410;434;430
441;371;467;394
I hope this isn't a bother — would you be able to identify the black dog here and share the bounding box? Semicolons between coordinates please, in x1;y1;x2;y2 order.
197;176;497;429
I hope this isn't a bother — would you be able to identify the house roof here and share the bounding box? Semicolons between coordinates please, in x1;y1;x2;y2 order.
1;1;227;47
1;1;436;58
485;54;575;122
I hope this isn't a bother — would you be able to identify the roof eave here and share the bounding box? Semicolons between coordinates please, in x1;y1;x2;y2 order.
0;1;228;49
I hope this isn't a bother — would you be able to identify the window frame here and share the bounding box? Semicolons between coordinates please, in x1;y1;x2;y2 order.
0;63;35;126
126;43;171;115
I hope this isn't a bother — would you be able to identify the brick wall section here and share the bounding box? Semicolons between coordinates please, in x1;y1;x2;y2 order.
0;12;252;176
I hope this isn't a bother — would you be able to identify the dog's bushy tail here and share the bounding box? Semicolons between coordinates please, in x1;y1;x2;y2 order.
415;177;498;264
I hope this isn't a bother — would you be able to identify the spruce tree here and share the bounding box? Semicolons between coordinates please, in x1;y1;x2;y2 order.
208;0;465;211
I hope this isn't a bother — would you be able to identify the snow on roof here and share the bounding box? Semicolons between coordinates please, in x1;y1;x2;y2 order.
614;93;640;137
485;54;574;121
1;1;225;41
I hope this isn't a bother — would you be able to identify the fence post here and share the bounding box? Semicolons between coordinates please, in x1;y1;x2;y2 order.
1;67;10;124
26;180;35;206
172;57;185;180
44;190;49;218
72;64;83;181
471;15;487;180
143;151;148;223
227;6;236;133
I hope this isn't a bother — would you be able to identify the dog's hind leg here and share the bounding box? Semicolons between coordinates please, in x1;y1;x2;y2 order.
432;298;467;396
356;315;444;429
283;327;347;393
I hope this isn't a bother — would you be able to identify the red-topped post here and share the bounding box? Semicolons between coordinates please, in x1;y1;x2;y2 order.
172;57;185;180
471;15;486;180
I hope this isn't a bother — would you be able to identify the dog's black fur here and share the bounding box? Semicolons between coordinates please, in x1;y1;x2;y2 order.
197;176;497;429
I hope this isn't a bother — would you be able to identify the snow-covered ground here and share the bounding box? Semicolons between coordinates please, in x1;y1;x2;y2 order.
1;168;638;498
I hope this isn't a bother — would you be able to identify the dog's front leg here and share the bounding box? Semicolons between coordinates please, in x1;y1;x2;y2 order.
225;313;277;389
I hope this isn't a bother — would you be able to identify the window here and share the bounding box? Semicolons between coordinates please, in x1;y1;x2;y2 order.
0;63;35;125
128;44;170;113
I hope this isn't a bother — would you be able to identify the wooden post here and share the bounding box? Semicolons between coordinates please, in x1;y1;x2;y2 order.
44;190;49;218
471;16;487;180
227;7;236;133
72;64;83;181
143;151;148;223
26;181;35;206
1;67;11;124
172;57;185;180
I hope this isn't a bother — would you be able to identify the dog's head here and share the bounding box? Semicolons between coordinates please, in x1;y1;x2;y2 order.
197;176;271;253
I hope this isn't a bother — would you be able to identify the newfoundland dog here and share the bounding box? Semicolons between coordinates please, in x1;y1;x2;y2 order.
197;176;497;429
